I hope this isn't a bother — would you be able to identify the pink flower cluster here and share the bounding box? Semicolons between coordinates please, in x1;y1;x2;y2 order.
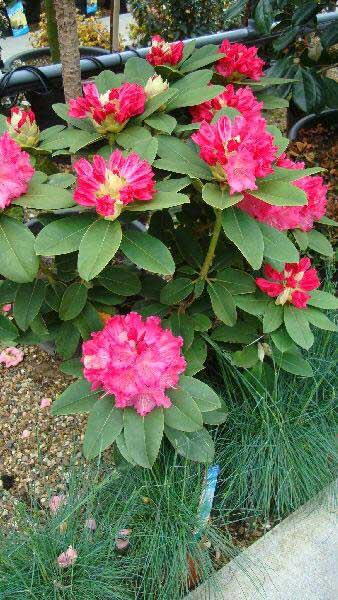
256;258;320;308
216;40;265;81
192;115;277;194
82;312;187;416
146;35;184;66
69;82;146;134
57;546;78;568
239;154;328;231
189;84;263;123
73;150;156;218
7;105;36;131
0;132;34;210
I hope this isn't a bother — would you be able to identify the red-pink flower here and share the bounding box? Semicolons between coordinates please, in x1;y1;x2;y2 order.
57;546;78;568
7;105;36;130
0;133;34;210
82;312;187;417
7;105;39;147
73;150;156;218
239;154;328;231
146;35;184;66
0;346;24;367
256;258;320;308
2;304;11;313
69;82;146;134
189;84;263;123
191;115;277;194
216;40;265;81
49;494;66;514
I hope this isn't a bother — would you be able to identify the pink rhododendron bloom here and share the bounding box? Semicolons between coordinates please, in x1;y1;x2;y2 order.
189;84;263;123
0;133;34;210
0;346;24;367
7;105;36;130
73;150;156;219
49;494;66;514
2;304;11;313
146;35;184;66
191;115;276;194
216;40;265;81
82;312;187;416
256;258;320;308
69;82;146;134
7;105;40;147
57;546;78;568
239;154;328;231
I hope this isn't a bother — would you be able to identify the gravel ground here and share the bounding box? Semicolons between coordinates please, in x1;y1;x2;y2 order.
0;346;95;529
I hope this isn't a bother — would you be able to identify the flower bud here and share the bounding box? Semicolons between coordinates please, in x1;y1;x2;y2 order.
144;75;169;100
7;105;40;147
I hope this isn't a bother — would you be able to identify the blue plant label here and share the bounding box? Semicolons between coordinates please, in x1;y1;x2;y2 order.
195;464;220;539
7;1;29;37
86;0;98;14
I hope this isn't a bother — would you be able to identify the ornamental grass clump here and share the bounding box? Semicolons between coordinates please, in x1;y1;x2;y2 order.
0;37;336;470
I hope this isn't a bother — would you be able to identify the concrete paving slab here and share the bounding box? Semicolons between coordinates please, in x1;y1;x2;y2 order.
187;486;338;600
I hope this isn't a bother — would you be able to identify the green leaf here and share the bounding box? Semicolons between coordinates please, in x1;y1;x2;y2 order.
73;301;102;339
0;280;19;304
155;136;212;180
0;216;39;283
78;220;122;281
207;281;237;326
190;313;212;332
13;182;75;210
212;268;255;295
184;336;207;376
305;307;337;332
259;222;299;263
69;130;102;154
321;23;338;49
164;426;214;463
45;282;66;311
292;1;318;25
202;183;243;209
270;327;295;352
132;137;158;163
180;45;222;73
179;376;221;412
168;312;194;350
124;407;164;468
39;124;66;141
174;228;203;269
293;229;308;251
171;69;212;91
88;287;124;305
202;407;228;425
97;266;141;296
59;357;83;377
123;57;155;85
51;379;101;415
165;387;203;432
166;84;224;111
52;103;94;131
307;290;338;310
94;69;125;93
257;94;289;109
306;230;333;257
121;230;175;276
115;432;137;466
263;302;283;333
232;345;259;368
35;215;96;256
48;173;76;188
0;314;18;340
221;209;264;269
156;177;191;193
83;397;123;459
234;292;269;315
142;88;178;120
14;280;46;330
250;180;307;206
267;125;289;156
126;191;189;212
254;0;275;33
56;321;81;359
273;26;300;52
273;349;313;377
284;305;314;350
144;113;177;134
211;321;257;344
265;166;325;183
180;39;196;63
211;106;240;122
160;278;194;305
318;216;338;227
59;283;88;321
116;125;152;148
293;67;323;113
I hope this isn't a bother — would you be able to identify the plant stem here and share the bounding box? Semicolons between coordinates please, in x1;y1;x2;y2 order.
199;209;222;280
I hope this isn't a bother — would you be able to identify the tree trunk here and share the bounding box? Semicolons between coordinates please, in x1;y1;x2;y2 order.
53;0;81;102
110;0;120;52
44;0;60;63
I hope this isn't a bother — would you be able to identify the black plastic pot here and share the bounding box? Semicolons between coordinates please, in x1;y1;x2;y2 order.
4;46;110;130
288;108;338;141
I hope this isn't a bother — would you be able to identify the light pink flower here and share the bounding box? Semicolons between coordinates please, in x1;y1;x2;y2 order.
69;82;146;134
57;546;78;568
0;346;24;367
191;115;276;194
239;154;328;231
0;133;34;210
40;397;52;409
256;258;320;308
189;84;263;123
82;312;187;416
215;40;265;81
21;429;30;439
85;518;97;531
146;35;184;66
2;304;12;313
49;494;66;514
73;150;156;218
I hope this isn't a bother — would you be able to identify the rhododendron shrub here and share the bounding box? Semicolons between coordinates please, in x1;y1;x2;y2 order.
1;39;336;468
